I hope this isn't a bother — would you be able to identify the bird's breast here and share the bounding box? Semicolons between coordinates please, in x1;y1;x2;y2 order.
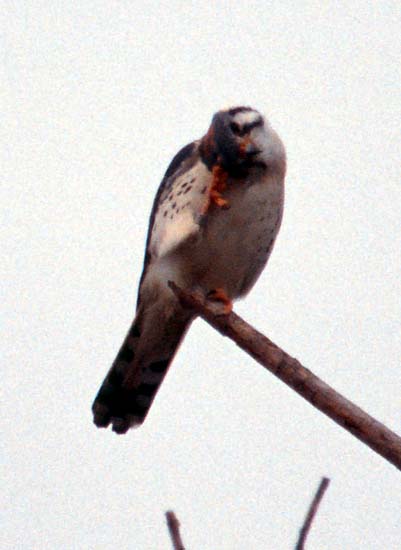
189;169;284;298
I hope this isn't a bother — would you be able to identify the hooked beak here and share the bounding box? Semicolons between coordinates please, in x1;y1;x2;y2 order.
239;137;260;159
244;141;260;156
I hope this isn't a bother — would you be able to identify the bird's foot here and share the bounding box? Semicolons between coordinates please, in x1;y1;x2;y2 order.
207;288;233;314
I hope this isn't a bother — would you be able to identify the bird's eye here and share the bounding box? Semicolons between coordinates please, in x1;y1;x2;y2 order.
230;122;241;135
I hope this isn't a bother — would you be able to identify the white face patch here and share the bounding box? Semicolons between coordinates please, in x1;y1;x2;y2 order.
232;109;262;128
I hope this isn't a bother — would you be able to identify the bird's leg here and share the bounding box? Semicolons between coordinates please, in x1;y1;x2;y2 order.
206;287;233;314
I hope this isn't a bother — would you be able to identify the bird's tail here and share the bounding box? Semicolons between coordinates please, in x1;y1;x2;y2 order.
92;310;192;434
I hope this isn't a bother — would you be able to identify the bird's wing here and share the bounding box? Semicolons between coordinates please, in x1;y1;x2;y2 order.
137;140;213;302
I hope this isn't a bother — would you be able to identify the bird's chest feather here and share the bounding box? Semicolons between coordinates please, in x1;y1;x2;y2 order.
195;171;284;294
164;168;283;299
146;164;284;300
206;171;283;253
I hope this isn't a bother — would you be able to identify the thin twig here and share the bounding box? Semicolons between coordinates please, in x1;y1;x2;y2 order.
166;510;185;550
169;282;401;471
295;477;330;549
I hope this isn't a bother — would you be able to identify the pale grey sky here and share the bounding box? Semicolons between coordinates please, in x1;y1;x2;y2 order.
2;2;400;549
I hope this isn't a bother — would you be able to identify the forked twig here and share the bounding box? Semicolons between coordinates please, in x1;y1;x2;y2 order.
166;510;185;550
295;477;330;549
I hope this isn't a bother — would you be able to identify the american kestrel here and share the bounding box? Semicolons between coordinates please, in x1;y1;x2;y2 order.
92;106;286;434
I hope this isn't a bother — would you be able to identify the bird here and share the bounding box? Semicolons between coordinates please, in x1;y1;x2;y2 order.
92;106;286;434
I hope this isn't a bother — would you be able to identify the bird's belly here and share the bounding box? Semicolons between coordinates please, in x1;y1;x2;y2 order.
189;174;284;298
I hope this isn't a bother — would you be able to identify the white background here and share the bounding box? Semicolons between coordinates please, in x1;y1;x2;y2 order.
2;2;400;548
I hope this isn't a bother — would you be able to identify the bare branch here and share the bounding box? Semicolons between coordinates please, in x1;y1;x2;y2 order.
166;510;185;550
169;283;401;471
295;477;330;549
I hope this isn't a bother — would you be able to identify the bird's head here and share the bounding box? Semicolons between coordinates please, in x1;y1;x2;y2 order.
200;106;285;176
